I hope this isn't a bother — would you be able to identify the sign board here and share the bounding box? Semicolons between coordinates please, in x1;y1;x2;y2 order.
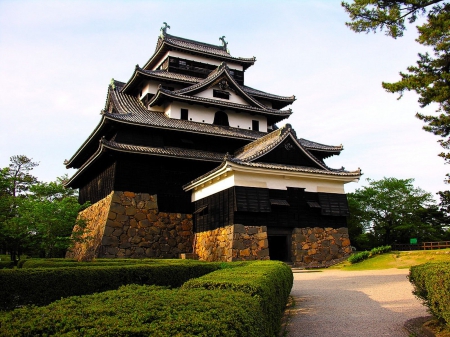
410;238;418;245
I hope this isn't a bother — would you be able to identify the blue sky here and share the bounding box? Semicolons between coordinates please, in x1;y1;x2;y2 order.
0;0;446;197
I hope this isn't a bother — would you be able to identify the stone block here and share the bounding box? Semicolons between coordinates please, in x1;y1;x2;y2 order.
106;220;122;228
147;212;158;222
134;212;147;221
110;203;125;215
120;242;131;249
247;227;258;235
116;214;128;222
112;229;123;237
130;219;138;228
257;249;269;257
139;219;150;228
160;244;170;252
124;191;135;198
101;236;117;246
145;200;158;210
309;234;318;242
234;224;246;234
104;226;114;236
107;212;117;220
126;207;137;216
240;248;250;257
337;227;348;234
342;238;351;247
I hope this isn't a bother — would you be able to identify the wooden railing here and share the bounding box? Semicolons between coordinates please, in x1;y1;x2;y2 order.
392;241;450;251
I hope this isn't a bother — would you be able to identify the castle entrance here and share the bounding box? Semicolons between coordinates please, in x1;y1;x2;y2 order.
267;228;292;262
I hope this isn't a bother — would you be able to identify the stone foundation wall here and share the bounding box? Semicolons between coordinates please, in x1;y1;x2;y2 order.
66;192;113;261
291;227;352;268
194;224;269;262
66;191;194;261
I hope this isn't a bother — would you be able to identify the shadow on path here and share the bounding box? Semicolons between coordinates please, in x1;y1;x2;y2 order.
287;269;428;337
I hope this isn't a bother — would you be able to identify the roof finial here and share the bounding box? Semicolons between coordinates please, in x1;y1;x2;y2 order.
110;78;115;90
219;36;229;53
160;22;170;37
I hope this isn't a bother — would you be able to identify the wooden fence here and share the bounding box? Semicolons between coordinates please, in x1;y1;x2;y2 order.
392;241;450;251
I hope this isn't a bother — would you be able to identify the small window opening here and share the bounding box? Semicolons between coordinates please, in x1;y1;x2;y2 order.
213;90;230;100
213;111;229;126
181;109;188;120
252;120;259;131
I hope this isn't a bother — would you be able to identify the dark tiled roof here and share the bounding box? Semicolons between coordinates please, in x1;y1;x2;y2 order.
233;124;330;170
164;33;231;57
171;63;267;109
151;89;292;118
102;139;224;162
298;138;343;152
144;33;256;71
242;85;295;102
228;160;361;176
106;85;266;140
121;67;295;103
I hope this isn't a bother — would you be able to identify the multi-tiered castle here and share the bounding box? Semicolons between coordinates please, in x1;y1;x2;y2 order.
65;24;360;267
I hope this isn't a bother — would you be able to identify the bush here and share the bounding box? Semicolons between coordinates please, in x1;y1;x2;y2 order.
348;245;392;264
0;261;13;269
0;261;220;310
0;284;265;337
19;258;210;269
409;262;450;325
348;251;370;264
183;260;293;336
370;245;391;256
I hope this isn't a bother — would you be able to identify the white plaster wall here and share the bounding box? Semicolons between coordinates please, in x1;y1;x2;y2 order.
194;86;249;105
191;174;235;201
191;169;350;201
152;50;243;71
233;171;346;194
163;101;267;131
140;82;160;99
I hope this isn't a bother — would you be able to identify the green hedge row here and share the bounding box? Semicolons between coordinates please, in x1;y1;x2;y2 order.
0;261;293;337
183;260;293;336
348;245;391;264
0;285;264;337
0;261;220;310
409;262;450;325
18;258;206;269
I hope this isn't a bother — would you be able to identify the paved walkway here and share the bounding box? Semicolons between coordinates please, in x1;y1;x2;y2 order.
287;269;429;337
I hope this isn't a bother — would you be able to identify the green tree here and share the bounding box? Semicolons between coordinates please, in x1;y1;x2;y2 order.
342;1;450;204
14;177;89;258
347;177;449;247
0;156;89;260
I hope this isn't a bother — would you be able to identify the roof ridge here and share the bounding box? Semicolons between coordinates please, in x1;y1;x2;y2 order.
163;33;228;53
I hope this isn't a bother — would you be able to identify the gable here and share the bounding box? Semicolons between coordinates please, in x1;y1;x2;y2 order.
194;85;251;106
255;137;324;169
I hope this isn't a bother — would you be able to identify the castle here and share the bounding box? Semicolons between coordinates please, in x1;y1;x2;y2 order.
65;24;360;267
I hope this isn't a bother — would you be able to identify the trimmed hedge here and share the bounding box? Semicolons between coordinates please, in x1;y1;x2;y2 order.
348;245;391;264
0;260;293;337
0;285;264;337
409;262;450;325
182;260;293;336
19;258;209;269
0;261;220;310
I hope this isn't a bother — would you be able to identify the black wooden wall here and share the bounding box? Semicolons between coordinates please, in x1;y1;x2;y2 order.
193;186;349;232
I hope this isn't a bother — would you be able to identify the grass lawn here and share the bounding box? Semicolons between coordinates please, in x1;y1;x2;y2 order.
329;249;450;271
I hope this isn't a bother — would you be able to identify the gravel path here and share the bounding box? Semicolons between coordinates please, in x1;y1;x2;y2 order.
287;269;429;337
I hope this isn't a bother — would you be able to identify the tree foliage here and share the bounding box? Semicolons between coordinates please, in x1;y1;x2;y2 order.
0;156;89;260
347;177;450;248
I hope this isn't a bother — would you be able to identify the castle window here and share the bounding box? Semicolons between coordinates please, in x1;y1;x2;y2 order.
181;109;188;120
213;111;229;126
213;90;230;100
252;120;259;131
